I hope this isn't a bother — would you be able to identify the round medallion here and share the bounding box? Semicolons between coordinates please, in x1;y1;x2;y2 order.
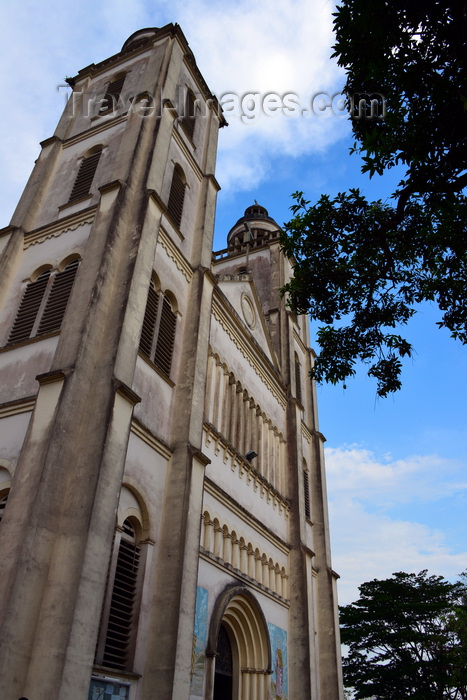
241;293;256;328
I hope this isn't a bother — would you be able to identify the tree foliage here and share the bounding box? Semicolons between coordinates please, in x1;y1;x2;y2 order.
340;570;467;699
281;0;467;396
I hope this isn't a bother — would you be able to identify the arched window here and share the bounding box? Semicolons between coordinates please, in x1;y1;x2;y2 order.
7;259;80;345
99;73;126;115
167;164;186;229
139;279;177;378
154;295;177;375
181;89;197;139
139;279;159;358
37;259;80;335
7;269;51;344
95;518;142;672
69;147;103;201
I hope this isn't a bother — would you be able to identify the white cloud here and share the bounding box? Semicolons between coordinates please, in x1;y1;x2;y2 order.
173;0;347;193
325;445;467;605
326;445;467;506
0;0;348;224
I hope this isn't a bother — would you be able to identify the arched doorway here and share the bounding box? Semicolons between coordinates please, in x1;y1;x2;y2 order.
214;623;233;700
207;586;272;700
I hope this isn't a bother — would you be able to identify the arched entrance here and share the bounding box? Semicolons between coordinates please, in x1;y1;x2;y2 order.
214;623;233;700
207;586;272;700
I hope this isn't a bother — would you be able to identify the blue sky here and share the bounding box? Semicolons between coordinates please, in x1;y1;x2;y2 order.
0;0;465;605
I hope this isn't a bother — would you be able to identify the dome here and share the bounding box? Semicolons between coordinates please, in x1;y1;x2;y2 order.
243;203;269;219
226;203;281;251
121;28;160;52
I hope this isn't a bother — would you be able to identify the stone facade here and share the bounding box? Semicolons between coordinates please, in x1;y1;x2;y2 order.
0;25;343;700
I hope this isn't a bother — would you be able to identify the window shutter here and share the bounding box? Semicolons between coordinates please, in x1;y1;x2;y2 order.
0;493;8;523
38;259;80;335
154;296;176;376
8;270;51;344
167;167;185;229
69;149;102;201
103;520;141;671
139;281;159;358
99;74;126;114
303;470;311;520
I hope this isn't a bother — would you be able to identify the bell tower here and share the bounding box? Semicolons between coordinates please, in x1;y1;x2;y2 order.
0;25;225;700
0;26;343;700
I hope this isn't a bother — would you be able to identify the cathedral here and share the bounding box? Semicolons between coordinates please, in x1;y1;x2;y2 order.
0;25;343;700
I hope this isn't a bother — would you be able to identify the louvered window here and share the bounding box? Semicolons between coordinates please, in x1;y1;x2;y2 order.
7;260;80;346
181;90;197;139
139;280;177;378
102;519;141;671
154;296;176;376
0;493;9;524
69;148;102;201
8;270;51;344
139;280;159;358
37;259;79;335
295;354;302;404
167;166;186;229
303;469;311;520
99;74;126;115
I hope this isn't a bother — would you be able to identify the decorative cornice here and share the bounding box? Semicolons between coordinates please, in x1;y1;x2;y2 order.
114;379;141;406
199;549;290;608
0;397;36;419
158;227;193;282
24;207;97;249
62;114;128;149
211;296;286;409
301;421;326;444
203;477;290;556
172;128;204;183
130;419;172;460
203;425;290;534
293;327;309;355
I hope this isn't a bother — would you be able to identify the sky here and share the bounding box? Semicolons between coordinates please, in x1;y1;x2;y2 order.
0;0;465;606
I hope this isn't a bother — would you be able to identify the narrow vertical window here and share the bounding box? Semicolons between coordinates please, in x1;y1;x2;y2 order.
102;519;141;671
181;90;197;139
69;147;102;201
8;270;51;344
167;165;186;229
38;259;80;335
295;353;302;405
139;279;159;358
154;295;177;376
303;468;311;520
99;74;126;115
